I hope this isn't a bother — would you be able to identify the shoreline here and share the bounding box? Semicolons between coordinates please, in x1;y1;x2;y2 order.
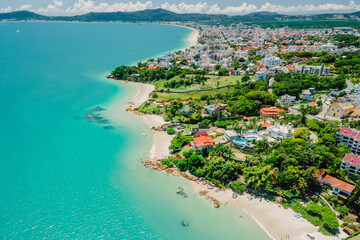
112;28;338;240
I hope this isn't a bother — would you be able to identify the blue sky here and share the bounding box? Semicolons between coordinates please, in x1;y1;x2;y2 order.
1;0;360;15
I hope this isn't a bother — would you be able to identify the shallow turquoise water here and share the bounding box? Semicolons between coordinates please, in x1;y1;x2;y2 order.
0;22;270;239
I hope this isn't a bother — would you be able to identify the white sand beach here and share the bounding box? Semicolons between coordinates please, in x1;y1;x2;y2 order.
192;182;340;240
127;81;172;162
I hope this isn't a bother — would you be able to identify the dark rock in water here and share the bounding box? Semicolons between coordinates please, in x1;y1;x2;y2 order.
98;119;110;124
103;126;114;129
93;116;104;120
182;221;189;226
91;106;105;112
176;187;188;198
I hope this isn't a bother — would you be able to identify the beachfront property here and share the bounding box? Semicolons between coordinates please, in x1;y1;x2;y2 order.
224;130;240;141
322;175;356;199
280;94;297;105
341;154;360;177
180;105;192;116
260;107;285;118
204;104;228;115
301;88;315;102
336;127;360;155
191;136;215;151
190;124;210;134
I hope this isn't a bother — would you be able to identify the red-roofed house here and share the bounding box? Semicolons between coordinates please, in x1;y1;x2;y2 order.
308;102;318;107
191;136;214;151
260;107;285;118
337;127;360;155
341;154;360;177
323;175;356;199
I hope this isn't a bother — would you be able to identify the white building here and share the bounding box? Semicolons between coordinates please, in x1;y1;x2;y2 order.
294;65;330;76
224;130;240;141
341;154;360;177
337;127;360;155
265;123;294;139
280;94;297;105
260;54;282;69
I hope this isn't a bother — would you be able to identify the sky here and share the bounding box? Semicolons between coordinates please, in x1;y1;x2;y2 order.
1;0;360;16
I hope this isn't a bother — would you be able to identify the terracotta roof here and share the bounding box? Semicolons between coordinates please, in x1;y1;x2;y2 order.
343;154;360;167
337;102;355;110
338;127;360;140
196;132;209;137
308;102;318;106
260;108;285;115
193;136;214;148
323;175;355;193
261;123;273;128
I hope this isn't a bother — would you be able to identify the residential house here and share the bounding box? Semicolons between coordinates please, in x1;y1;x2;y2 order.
224;130;240;141
280;94;297;105
265;122;294;139
191;136;215;151
260;107;285;118
341;154;360;177
337;127;360;155
180;105;192;116
191;125;210;134
325;102;357;119
323;175;356;199
204;104;228;114
302;88;315;102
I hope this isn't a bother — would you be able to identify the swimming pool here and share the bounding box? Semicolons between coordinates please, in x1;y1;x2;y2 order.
233;136;258;147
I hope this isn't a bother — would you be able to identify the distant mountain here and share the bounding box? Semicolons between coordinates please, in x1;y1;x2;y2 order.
0;8;359;26
0;11;47;21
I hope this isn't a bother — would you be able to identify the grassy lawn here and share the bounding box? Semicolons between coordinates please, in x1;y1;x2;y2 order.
154;74;246;92
156;86;235;100
137;103;162;113
183;124;198;135
179;145;193;156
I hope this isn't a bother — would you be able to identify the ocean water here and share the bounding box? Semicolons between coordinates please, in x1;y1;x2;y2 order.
0;22;270;239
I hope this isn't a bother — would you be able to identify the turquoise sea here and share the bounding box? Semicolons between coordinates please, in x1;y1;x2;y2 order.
0;22;270;239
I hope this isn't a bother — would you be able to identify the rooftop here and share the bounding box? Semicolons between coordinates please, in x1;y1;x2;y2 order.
193;136;215;148
338;127;360;140
343;154;360;166
323;175;356;193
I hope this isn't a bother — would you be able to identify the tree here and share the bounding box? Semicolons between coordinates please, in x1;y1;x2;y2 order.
215;64;221;70
242;75;250;82
218;68;229;76
167;128;176;135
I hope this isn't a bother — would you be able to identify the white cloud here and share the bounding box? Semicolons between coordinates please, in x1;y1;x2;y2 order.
65;0;152;13
1;0;360;15
0;6;12;13
17;4;32;11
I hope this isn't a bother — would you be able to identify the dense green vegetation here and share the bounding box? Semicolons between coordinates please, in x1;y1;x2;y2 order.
282;200;339;235
333;34;360;48
272;73;347;98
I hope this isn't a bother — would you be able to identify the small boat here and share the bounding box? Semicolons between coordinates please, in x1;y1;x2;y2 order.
16;30;20;33
142;133;146;136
